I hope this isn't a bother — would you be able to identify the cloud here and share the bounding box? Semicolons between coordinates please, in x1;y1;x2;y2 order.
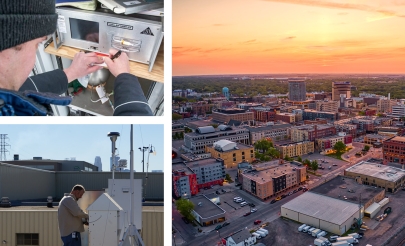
200;48;231;53
261;0;405;18
240;39;257;44
282;36;296;41
337;12;348;15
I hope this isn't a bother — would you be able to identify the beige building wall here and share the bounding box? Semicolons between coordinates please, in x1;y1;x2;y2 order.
291;129;309;142
377;99;394;113
0;208;163;246
316;101;339;112
256;181;274;199
206;146;254;168
345;171;404;192
277;142;314;158
212;112;254;124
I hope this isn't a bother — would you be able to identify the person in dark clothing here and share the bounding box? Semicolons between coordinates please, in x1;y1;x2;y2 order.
0;0;153;116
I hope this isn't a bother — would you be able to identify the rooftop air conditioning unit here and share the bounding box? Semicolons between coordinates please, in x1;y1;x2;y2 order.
0;197;11;207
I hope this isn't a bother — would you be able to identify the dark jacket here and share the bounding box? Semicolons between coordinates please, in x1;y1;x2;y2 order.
0;69;153;116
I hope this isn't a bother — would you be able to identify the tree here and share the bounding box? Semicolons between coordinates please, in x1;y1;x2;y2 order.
210;123;219;128
311;160;318;173
184;127;192;133
174;132;179;140
333;141;346;155
297;156;303;163
284;155;293;161
254;139;273;153
176;198;195;222
172;113;183;121
364;145;370;152
179;132;184;139
225;173;233;182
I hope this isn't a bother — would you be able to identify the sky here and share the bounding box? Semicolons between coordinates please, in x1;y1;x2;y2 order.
173;0;405;75
0;124;164;173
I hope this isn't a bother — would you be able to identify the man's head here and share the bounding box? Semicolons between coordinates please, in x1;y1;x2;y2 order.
0;0;58;90
71;184;86;201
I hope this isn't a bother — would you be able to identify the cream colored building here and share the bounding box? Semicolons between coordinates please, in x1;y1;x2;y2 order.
316;100;339;113
364;134;390;145
377;99;394;113
206;140;254;168
241;162;306;200
0;206;163;246
276;141;314;158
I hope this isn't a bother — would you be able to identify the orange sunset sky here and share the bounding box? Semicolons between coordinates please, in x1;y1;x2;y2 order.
173;0;405;76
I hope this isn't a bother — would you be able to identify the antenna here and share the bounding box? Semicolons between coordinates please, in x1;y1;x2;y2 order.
0;134;10;161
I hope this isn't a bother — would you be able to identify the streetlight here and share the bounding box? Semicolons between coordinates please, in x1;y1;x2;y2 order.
216;230;221;239
139;146;149;172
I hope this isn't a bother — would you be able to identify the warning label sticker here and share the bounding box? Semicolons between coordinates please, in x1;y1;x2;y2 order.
57;15;67;33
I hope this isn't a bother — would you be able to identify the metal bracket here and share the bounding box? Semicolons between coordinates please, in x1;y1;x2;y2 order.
52;31;63;50
148;28;163;72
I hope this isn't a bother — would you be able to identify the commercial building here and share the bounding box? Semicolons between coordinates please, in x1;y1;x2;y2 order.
251;107;277;122
364;134;390;145
288;79;306;101
245;123;292;144
377;98;394;113
241;161;306;200
334;121;357;137
183;125;250;154
205;140;254;168
392;105;405;117
316;133;352;152
185;158;226;189
314;100;339;113
383;136;405;166
190;195;226;226
212;108;254;124
303;109;338;121
275;113;296;123
276;141;314;158
281;192;363;235
172;163;198;199
345;161;405;192
332;81;351;101
290;124;336;142
191;102;213;116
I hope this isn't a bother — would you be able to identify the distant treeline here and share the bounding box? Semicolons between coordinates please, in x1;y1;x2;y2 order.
173;76;405;99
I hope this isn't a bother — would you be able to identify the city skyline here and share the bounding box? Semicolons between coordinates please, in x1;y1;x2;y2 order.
173;0;405;76
0;124;163;173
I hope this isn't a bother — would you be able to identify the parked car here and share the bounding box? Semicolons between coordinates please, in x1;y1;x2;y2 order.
303;188;308;192
240;201;248;207
215;224;222;230
333;164;338;166
293;189;298;193
281;194;287;199
254;220;262;225
298;187;303;191
288;191;293;196
222;189;226;192
223;222;230;227
243;212;251;217
251;208;257;213
249;203;256;207
216;191;220;194
182;217;190;224
270;199;277;204
275;196;282;201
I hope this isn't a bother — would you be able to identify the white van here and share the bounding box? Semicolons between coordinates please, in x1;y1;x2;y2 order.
252;232;261;239
302;225;311;232
298;224;307;232
308;227;316;234
317;231;327;238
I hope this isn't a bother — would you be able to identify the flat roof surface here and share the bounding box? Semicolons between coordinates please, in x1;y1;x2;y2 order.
186;158;222;168
245;123;291;132
292;124;334;131
282;192;360;225
310;176;384;205
190;195;225;219
229;229;252;243
172;163;193;175
386;136;405;143
0;206;58;211
346;161;405;182
187;120;214;128
242;162;302;184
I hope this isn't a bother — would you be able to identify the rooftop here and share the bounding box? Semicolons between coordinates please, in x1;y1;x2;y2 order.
345;161;405;182
210;141;252;152
186;158;224;168
292;124;334;131
228;229;252;243
245;123;291;132
242;162;302;184
190;195;226;219
282;192;361;225
365;134;390;140
385;136;405;143
172;163;193;175
310;175;384;205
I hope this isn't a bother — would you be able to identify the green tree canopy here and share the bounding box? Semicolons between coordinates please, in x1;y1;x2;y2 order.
333;141;346;154
296;156;303;163
172;113;183;121
311;160;318;173
364;145;370;151
184;127;192;133
254;139;273;153
175;198;195;222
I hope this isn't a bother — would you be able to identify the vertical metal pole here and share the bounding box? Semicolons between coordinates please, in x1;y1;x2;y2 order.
142;149;145;173
130;125;135;227
112;140;116;179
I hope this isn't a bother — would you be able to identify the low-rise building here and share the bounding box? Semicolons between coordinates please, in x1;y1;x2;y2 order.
223;229;256;246
383;136;405;166
245;123;291;144
172;163;198;199
185;158;226;189
364;134;390;145
316;133;352;152
290;124;336;142
275;113;296;123
206;140;254;168
276;141;314;158
314;100;339;112
392;104;405;117
183;125;250;154
303;109;338;121
212;108;254;124
241;161;306;200
345;161;405;192
190;195;226;226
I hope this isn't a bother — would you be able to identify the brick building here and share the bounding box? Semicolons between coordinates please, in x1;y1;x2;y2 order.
212;108;254;124
383;136;405;165
316;133;353;152
245;123;292;144
241;161;307;200
303;109;338;121
290;124;337;142
275;141;314;158
191;102;213;116
205;140;254;168
251;107;277;122
275;113;296;123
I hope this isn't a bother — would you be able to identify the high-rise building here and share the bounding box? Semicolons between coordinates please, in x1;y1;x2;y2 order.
94;156;102;171
332;82;351;101
288;79;306;101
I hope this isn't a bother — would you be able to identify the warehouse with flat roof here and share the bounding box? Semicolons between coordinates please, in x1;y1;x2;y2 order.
281;192;363;235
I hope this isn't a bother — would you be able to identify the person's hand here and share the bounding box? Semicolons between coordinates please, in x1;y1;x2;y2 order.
104;48;130;77
64;52;104;82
